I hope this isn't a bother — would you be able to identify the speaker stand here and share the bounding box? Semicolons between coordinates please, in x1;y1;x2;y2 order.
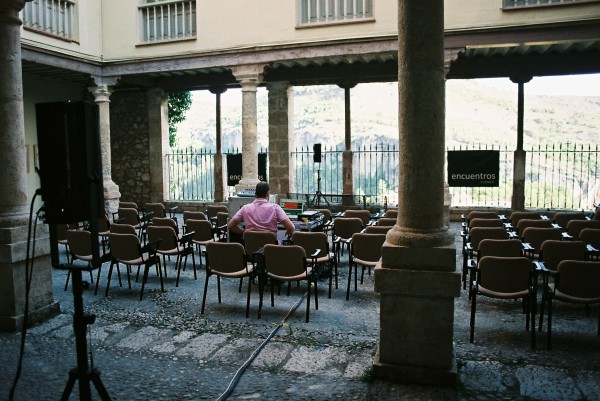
61;267;111;401
310;169;330;208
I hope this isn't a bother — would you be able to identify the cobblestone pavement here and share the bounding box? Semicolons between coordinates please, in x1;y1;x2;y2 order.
1;223;599;400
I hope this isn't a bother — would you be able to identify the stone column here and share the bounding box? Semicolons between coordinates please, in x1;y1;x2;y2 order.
373;0;460;385
210;87;227;202
267;82;294;200
88;79;121;215
231;65;265;192
340;83;355;205
510;76;531;211
147;88;169;203
0;0;59;331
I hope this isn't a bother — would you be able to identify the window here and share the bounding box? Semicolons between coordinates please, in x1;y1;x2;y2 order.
298;0;374;26
139;0;196;44
22;0;76;40
502;0;600;10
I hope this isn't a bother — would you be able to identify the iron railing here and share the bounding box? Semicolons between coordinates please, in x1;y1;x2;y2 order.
297;0;373;26
139;0;196;43
22;0;75;40
502;0;598;9
166;143;600;210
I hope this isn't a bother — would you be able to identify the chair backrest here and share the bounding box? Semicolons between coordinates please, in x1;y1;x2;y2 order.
333;217;363;240
566;219;600;239
186;219;214;242
351;233;386;263
151;217;178;230
540;240;586;272
509;211;541;227
468;227;507;250
205;242;246;274
97;216;111;234
109;233;141;262
66;229;92;258
119;201;138;210
110;223;137;235
469;218;504;229
553;211;586;229
377;217;396;227
144;203;166;218
118;207;140;226
216;212;229;227
478;256;532;293
292;231;329;257
147;225;178;251
243;231;278;256
344;210;371;226
315;208;332;223
383;209;398;219
521;227;562;250
478;239;522;258
556;260;600;299
516;218;552;235
467;211;499;223
263;244;306;277
593;206;600;221
206;205;229;220
183;211;207;224
579;228;600;248
365;225;392;234
56;223;69;242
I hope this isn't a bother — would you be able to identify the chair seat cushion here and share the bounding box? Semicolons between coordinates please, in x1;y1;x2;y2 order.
214;265;254;278
477;285;529;299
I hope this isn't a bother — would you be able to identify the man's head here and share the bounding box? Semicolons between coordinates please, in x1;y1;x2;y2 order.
255;181;270;199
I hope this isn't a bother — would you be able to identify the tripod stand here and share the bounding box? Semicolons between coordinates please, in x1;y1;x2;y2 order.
310;168;330;208
61;265;111;401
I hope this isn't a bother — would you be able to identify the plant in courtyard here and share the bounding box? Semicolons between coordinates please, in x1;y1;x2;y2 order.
168;91;193;147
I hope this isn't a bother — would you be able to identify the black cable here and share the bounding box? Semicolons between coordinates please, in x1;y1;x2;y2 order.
9;191;42;401
215;291;308;401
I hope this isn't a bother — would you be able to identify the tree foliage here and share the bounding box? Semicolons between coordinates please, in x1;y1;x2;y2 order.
167;92;193;147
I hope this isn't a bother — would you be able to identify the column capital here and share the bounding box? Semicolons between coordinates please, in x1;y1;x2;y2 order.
0;0;28;24
230;64;265;90
510;75;533;84
209;85;227;95
91;75;120;88
266;81;291;92
88;84;114;103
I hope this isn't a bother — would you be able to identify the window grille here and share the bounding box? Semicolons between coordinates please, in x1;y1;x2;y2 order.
139;0;196;43
22;0;75;40
502;0;599;9
298;0;373;26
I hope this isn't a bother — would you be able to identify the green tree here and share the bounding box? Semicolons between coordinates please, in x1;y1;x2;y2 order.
168;92;193;147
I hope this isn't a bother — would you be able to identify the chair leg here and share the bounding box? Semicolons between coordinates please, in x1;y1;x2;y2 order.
346;263;352;301
105;262;114;297
305;280;311;323
238;277;243;293
539;285;547;332
270;281;275;307
157;260;164;293
64;270;71;291
547;296;553;350
469;292;477;343
140;265;149;301
94;265;103;295
175;255;183;287
190;251;197;280
314;277;318;311
200;273;210;314
217;276;222;303
245;275;252;319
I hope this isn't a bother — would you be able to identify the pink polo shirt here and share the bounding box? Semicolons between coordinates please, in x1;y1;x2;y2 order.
231;198;290;234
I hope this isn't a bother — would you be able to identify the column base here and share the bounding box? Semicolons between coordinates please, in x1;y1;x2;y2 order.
373;348;458;386
104;179;121;216
0;301;60;332
235;179;259;193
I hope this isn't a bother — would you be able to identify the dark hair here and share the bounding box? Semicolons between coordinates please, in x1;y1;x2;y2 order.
255;181;270;198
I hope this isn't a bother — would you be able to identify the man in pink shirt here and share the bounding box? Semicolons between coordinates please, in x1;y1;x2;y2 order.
228;182;295;238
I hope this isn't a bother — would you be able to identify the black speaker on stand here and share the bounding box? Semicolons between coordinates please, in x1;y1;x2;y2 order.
35;101;111;401
310;143;329;208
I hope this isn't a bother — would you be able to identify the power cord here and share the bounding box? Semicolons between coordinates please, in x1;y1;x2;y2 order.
9;190;43;401
215;291;308;401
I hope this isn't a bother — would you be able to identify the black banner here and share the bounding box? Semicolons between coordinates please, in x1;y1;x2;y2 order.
447;150;499;187
226;153;267;186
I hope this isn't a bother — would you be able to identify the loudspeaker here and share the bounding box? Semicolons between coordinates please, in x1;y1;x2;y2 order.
313;143;322;163
36;102;104;224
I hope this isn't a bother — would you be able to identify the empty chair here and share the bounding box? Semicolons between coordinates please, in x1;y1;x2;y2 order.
185;219;215;266
539;240;587;273
147;225;196;287
468;238;524;293
202;242;254;318
183;210;207;224
344;210;371;227
55;223;72;263
383;209;398;219
106;233;163;300
206;204;229;226
215;212;229;241
543;260;600;349
243;231;278;266
65;229;100;293
579;228;600;260
110;223;137;235
151;216;179;235
470;256;536;348
516;218;552;237
365;225;392;234
96;216;111;253
462;227;507;290
376;217;396;227
565;219;600;240
261;244;317;322
292;231;336;298
144;203;167;218
348;233;386;300
553;211;587;230
332;217;363;261
521;227;562;259
466;210;500;223
468;218;505;230
509;211;542;229
315;208;334;234
116;207;144;238
119;201;138;211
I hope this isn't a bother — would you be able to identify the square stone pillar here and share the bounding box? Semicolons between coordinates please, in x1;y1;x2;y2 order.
374;244;460;385
267;82;294;199
147;88;169;203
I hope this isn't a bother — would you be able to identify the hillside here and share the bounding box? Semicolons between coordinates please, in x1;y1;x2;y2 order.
173;79;600;151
